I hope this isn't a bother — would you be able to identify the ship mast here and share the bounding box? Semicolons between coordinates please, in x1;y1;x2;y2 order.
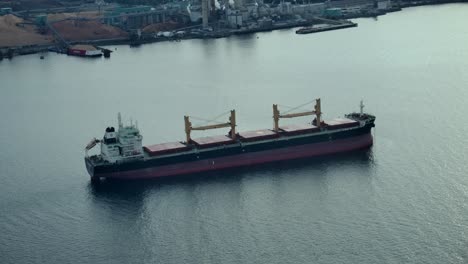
273;98;322;132
118;112;123;128
184;110;236;143
360;100;364;116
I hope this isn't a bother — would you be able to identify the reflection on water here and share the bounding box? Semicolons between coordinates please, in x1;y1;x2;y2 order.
88;148;374;200
85;148;377;264
87;148;374;227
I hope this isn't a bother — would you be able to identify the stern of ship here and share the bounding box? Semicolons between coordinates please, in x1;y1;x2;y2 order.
84;156;96;179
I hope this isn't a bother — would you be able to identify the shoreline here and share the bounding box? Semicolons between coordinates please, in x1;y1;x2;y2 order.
0;1;465;60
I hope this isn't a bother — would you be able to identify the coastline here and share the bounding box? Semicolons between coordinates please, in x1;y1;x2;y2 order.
0;1;465;60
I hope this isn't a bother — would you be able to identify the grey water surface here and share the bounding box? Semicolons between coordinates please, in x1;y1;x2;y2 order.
1;4;467;264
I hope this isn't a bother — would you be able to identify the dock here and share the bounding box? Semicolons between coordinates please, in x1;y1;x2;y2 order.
296;21;357;35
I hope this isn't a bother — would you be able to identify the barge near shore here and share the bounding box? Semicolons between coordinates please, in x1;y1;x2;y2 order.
85;99;375;182
296;21;357;34
67;44;102;57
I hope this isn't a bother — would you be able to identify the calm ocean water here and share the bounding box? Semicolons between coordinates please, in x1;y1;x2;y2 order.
1;4;468;263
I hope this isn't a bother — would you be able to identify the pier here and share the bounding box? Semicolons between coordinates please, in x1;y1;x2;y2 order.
296;20;357;35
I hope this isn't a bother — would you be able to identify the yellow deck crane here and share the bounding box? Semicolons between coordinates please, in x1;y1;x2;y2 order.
184;110;237;143
273;98;322;132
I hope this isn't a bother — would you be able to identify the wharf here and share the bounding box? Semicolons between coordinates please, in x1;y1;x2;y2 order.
296;21;357;35
232;20;310;35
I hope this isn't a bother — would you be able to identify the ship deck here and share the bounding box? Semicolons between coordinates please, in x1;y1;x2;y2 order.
87;115;375;167
140;117;363;159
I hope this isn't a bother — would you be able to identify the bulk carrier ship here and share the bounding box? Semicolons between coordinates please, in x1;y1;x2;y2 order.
85;99;375;182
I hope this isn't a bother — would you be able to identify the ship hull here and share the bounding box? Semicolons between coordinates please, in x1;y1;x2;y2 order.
88;132;373;181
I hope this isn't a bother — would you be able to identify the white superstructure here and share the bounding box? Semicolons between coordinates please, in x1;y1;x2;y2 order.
86;113;144;163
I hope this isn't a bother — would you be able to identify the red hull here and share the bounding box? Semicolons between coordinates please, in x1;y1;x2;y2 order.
96;133;373;180
67;49;102;57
